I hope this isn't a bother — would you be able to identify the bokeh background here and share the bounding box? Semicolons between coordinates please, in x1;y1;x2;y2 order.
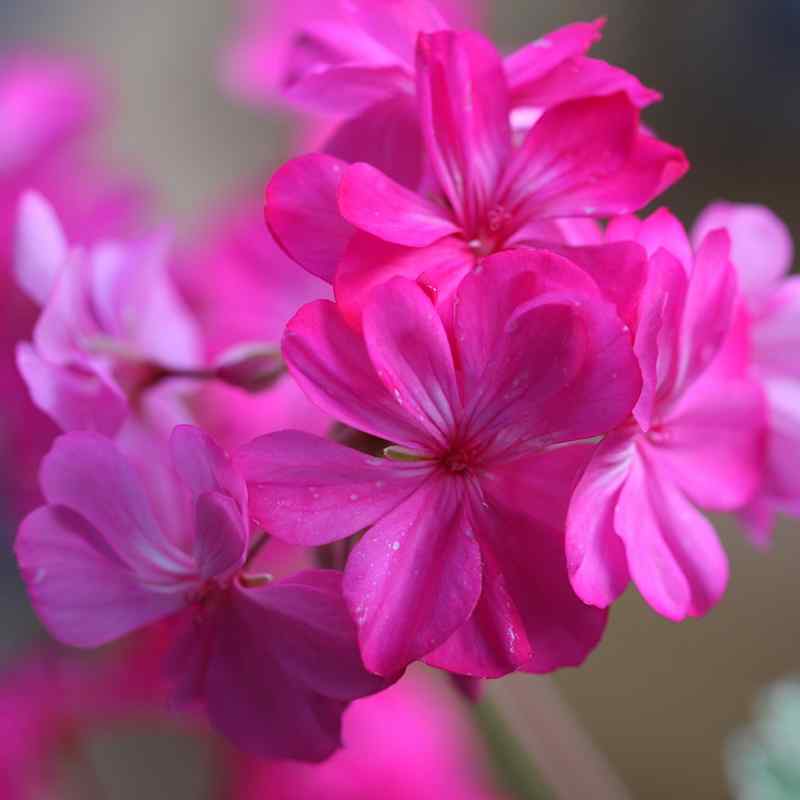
1;1;798;797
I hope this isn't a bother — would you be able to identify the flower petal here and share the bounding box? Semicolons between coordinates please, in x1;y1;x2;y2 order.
194;491;248;581
363;278;461;446
566;430;635;607
616;451;729;620
416;30;511;232
343;475;482;675
265;154;354;282
283;299;431;448
338;162;459;246
16;505;185;647
236;430;429;545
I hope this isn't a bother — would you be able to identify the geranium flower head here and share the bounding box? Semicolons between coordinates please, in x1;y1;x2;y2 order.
16;425;388;761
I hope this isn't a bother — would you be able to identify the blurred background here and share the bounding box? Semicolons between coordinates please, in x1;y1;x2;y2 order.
0;1;798;797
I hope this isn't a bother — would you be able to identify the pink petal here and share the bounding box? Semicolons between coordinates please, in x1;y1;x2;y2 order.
752;277;800;379
505;19;604;98
324;94;424;189
205;573;387;762
265;154;354;282
339;162;459;246
16;505;185;647
653;373;766;509
511;55;661;111
16;342;128;435
236;430;429;545
672;229;737;396
334;231;473;325
194;491;248;581
283;299;431;448
762;376;800;501
416;30;511;232
363;279;461;447
169;425;247;513
284;64;412;115
566;430;635;607
691;202;794;298
616;452;729;620
430;446;607;676
607;207;693;274
38;432;193;580
13;191;67;307
632;248;687;429
343;475;482;675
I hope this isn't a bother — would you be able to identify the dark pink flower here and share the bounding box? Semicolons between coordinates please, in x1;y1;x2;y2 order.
237;249;642;676
265;30;687;321
566;210;767;620
15;425;387;761
691;202;799;544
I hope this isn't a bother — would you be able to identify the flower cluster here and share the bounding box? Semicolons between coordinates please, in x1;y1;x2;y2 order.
6;0;798;769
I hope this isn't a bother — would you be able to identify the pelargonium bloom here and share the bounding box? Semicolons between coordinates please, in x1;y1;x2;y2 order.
15;425;388;761
236;249;642;677
691;202;799;543
566;211;766;621
266;29;687;321
13;192;201;436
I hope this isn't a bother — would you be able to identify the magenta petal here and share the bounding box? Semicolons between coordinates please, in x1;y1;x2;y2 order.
607;207;693;274
566;431;635;607
363;279;461;446
283;299;430;448
324;94;424;189
205;574;387;762
236;430;429;545
38;432;193;579
416;30;511;231
265;154;354;282
339;162;459;246
343;476;482;675
16;505;184;647
194;492;248;581
692;202;794;297
16;342;128;435
169;425;247;514
655;374;766;510
335;232;473;325
505;19;603;98
13;191;67;306
616;453;729;620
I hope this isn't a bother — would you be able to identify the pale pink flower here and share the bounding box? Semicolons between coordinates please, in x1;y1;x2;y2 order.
566;210;766;620
16;425;387;761
265;30;687;322
234;674;504;800
237;250;642;676
691;202;798;544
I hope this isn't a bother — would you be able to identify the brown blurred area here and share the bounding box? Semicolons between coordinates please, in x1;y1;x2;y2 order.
1;1;798;798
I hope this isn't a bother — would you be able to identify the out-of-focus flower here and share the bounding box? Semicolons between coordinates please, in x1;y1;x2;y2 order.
234;672;504;800
15;426;389;760
265;30;686;323
566;210;766;621
691;202;799;545
726;679;800;800
237;249;641;677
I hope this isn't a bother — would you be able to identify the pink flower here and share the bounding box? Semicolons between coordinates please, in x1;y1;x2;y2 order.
265;30;687;321
15;425;388;761
566;210;766;620
691;202;799;544
13;192;201;436
234;674;503;800
237;249;642;677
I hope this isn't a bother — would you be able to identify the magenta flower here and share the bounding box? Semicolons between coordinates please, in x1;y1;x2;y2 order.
266;29;687;321
16;425;387;761
13;192;202;436
566;210;767;620
236;249;642;677
691;202;799;543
